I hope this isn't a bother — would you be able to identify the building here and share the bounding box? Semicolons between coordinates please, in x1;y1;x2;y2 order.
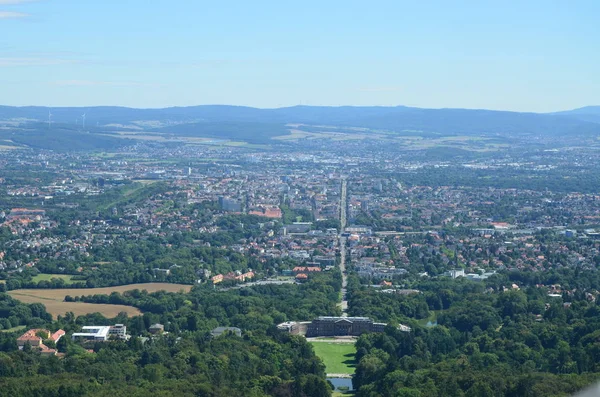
345;225;372;235
249;206;282;219
109;324;128;339
361;200;369;212
282;222;313;235
295;273;308;282
8;208;46;219
219;196;242;212
306;317;389;337
443;269;466;279
149;323;165;335
17;329;65;353
72;324;129;342
357;265;408;280
293;266;322;273
72;326;110;341
277;321;300;334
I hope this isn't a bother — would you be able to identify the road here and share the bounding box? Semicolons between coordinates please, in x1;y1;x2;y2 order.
338;178;348;316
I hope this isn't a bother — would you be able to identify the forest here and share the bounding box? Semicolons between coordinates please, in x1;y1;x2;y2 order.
0;273;342;396
346;271;600;396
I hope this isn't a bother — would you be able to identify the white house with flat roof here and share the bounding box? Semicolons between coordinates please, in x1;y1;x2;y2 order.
72;324;129;342
72;326;111;341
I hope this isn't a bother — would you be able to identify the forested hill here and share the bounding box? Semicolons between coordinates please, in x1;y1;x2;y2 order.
0;104;599;151
553;106;600;124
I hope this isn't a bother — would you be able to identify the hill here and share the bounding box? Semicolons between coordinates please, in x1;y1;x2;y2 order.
1;105;600;150
552;106;600;124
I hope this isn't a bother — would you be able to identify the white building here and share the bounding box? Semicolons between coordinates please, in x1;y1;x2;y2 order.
72;326;111;341
109;324;128;339
72;324;129;341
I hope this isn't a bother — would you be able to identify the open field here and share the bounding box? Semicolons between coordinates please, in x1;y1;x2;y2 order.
31;274;77;284
310;342;357;375
8;283;192;318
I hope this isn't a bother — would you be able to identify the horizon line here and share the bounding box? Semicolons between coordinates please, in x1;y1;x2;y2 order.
1;103;597;114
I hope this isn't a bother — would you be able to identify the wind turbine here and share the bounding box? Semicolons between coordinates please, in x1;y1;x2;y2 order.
48;111;52;129
81;112;86;130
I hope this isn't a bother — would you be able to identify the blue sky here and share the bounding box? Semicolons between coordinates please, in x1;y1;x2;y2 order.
0;0;598;111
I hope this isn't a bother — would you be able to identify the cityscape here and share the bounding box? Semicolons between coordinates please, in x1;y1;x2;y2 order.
2;0;600;395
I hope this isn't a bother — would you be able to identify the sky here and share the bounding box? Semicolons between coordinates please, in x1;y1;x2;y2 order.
0;0;598;112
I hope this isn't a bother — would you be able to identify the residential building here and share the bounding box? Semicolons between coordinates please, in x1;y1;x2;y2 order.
17;329;64;352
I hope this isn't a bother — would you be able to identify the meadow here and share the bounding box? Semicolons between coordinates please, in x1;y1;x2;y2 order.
8;283;192;318
309;342;357;375
31;273;77;284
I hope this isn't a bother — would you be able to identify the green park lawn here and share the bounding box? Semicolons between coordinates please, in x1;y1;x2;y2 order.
31;274;76;284
310;342;357;375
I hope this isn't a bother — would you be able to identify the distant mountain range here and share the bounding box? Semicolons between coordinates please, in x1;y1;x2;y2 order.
0;105;599;151
552;106;600;124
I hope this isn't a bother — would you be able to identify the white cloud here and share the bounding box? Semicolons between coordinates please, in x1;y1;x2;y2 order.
51;80;164;87
0;11;29;18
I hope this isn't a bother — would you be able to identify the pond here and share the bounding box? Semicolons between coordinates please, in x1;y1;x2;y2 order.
328;377;354;391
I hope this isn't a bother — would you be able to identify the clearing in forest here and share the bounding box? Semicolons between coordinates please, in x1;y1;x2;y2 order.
31;274;77;284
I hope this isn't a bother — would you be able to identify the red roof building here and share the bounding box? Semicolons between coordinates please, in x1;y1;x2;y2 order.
17;328;65;355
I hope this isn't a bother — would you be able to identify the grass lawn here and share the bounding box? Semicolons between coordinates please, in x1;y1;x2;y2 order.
310;342;357;375
31;274;76;284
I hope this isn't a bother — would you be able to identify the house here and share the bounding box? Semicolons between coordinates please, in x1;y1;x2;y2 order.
149;323;165;335
234;271;255;282
276;321;300;334
17;328;65;356
295;273;308;282
211;274;224;284
17;329;64;350
293;266;321;273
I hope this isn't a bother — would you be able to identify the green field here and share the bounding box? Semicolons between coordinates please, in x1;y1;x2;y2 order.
31;274;76;284
332;392;354;397
310;342;357;375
